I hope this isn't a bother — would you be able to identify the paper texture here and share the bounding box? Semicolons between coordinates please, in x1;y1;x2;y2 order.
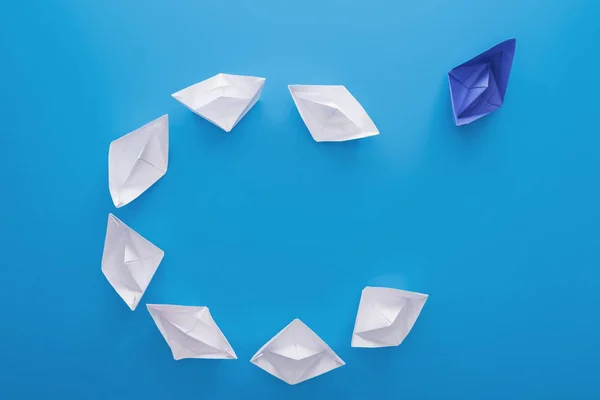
351;286;428;348
108;115;169;208
448;38;516;126
172;73;266;132
147;304;237;360
101;214;164;310
288;85;379;142
251;319;345;385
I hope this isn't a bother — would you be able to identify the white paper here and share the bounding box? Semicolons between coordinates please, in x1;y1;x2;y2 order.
108;114;169;208
351;286;428;348
250;319;345;385
101;214;164;310
288;85;379;142
172;73;266;132
147;304;237;360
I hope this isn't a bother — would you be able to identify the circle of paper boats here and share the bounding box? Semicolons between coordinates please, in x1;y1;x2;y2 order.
102;39;515;385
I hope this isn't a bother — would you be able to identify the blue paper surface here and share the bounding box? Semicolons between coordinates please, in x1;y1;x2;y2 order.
449;39;516;125
0;0;599;398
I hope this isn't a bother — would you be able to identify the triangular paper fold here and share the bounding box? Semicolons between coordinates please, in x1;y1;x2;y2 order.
289;85;379;142
251;319;344;385
448;38;516;126
108;115;169;208
147;304;237;360
351;286;428;348
101;214;164;310
172;73;266;132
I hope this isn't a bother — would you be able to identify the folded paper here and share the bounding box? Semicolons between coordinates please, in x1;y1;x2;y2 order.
172;73;266;132
147;304;237;360
448;38;516;126
108;115;169;208
251;319;344;385
351;286;428;348
101;214;164;310
289;85;379;142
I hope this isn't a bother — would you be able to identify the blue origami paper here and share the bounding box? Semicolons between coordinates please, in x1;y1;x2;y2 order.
448;38;516;126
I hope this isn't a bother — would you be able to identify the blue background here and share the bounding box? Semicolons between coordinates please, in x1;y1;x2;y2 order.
1;0;599;398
